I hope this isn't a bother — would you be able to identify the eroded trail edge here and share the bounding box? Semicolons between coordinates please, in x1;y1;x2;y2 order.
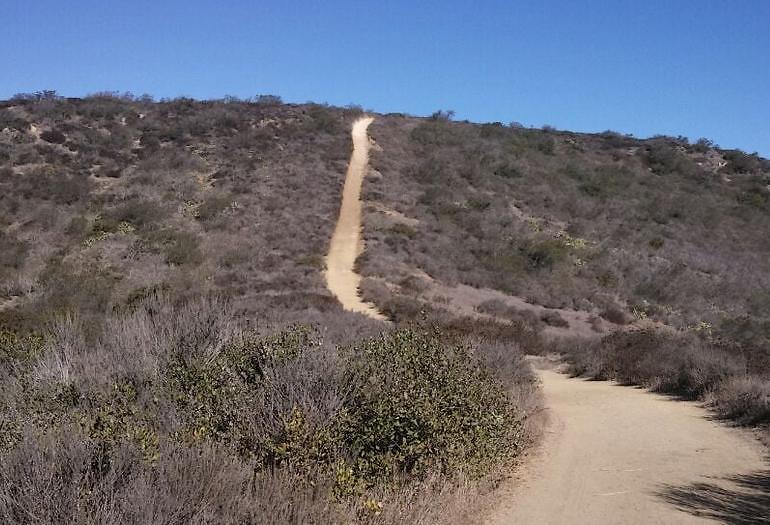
325;117;385;320
489;366;767;524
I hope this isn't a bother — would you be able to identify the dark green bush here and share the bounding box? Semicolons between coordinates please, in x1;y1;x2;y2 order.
40;128;67;144
0;233;28;278
540;311;568;328
339;328;522;482
307;105;343;134
13;168;92;205
524;239;567;270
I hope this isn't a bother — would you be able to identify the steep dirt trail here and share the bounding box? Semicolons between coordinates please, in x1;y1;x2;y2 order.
489;367;767;524
325;117;385;320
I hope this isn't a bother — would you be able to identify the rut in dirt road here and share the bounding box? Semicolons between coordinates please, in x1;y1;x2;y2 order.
325;117;385;320
489;367;768;525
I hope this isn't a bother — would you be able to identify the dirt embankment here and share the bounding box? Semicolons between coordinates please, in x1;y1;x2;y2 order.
325;117;385;320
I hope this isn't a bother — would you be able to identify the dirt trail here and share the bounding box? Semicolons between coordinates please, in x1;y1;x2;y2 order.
489;366;767;524
325;117;385;320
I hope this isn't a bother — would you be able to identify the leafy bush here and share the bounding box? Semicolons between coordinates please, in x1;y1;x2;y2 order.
307;105;343;134
340;328;522;482
645;141;697;176
0;299;534;524
600;306;630;325
476;299;542;329
525;239;567;270
0;234;28;282
9;168;92;205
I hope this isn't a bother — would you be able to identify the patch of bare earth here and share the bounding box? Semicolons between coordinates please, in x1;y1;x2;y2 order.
324;117;386;321
488;363;768;524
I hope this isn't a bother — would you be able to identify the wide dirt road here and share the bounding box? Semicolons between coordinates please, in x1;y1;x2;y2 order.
325;117;385;320
489;367;768;524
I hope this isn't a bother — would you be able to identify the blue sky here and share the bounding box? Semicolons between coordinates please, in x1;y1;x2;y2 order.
2;1;768;155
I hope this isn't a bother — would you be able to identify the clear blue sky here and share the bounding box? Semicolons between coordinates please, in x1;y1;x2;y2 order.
3;1;768;155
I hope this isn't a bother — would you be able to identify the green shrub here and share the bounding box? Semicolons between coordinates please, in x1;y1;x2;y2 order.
493;162;521;179
307;105;343;134
0;328;43;378
40;128;66;144
649;237;665;249
540;311;568;328
14;168;92;205
0;234;28;278
388;223;417;239
600;306;629;325
524;239;567;270
339;328;522;482
690;137;713;153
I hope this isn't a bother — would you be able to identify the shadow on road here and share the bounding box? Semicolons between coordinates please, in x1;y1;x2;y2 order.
658;468;770;524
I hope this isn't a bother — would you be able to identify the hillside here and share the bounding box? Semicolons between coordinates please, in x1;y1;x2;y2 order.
0;93;369;329
1;93;769;523
362;113;770;369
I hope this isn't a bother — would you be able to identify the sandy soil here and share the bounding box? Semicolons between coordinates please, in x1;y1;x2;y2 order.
325;117;386;320
489;366;768;524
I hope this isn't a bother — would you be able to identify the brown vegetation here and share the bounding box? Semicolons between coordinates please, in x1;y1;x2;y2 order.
2;93;769;522
0;94;542;524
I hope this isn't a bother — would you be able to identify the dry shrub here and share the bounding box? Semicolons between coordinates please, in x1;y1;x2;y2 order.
560;330;770;427
0;429;497;525
563;329;745;399
540;310;568;328
476;299;543;330
1;297;538;525
600;305;630;325
709;375;770;425
33;295;233;391
0;431;262;525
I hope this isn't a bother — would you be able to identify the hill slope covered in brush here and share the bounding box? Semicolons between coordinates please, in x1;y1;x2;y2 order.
0;93;768;523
